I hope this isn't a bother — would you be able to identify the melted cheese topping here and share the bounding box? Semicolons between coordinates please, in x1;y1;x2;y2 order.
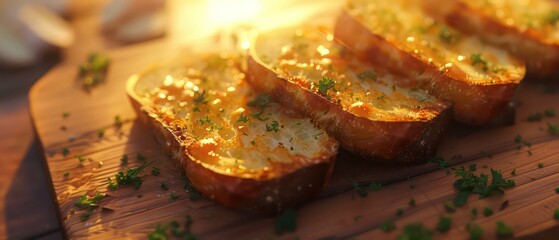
255;28;447;122
348;0;524;83
134;54;335;179
464;0;559;43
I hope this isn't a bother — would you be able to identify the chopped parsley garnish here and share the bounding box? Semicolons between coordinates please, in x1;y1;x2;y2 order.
527;113;543;122
193;90;208;105
352;180;382;197
318;76;335;96
436;216;452;233
193;106;200;112
409;198;416;207
483;207;494;217
248;94;272;109
357;70;378;81
237;113;248;123
266;120;280;133
444;201;456;213
548;10;559;25
496;221;514;239
79;53;110;89
555;187;559;193
354;215;362;222
107;162;151;191
453;191;469;207
151;167;161;176
63;172;70;177
471;207;478;218
161;182;169;190
452;168;515;204
538;163;544;168
136;153;147;162
75;192;105;209
147;216;196;240
97;129;105;138
545;108;556;117
554;209;559;220
199;115;211;125
121;154;129;165
469;163;477;172
396;208;404;216
548;122;559;135
471;53;489;72
430;156;449;169
62;112;70;118
439;25;458;44
397;223;433;240
511;169;517;176
114;115;122;129
469;223;484;240
170;192;180;200
380;220;396;232
183;177;201;201
137;194;143;198
250;110;269;121
275;209;297;236
62;148;70;157
75;155;87;164
80;212;90;222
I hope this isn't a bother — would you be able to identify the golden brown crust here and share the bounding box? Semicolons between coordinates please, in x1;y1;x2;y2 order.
422;0;559;77
334;8;521;125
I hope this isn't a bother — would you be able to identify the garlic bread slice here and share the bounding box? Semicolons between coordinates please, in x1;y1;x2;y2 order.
247;27;451;163
422;0;559;77
127;53;338;211
335;0;526;125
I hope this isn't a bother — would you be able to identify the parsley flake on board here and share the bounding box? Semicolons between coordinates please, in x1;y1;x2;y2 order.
483;207;494;217
548;122;559;135
75;192;105;209
121;154;129;165
439;25;459;44
151;167;161;176
452;168;515;206
380;220;396;232
62;148;70;157
107;162;151;191
409;198;416;207
435;216;452;233
275;209;297;236
527;113;543;122
469;223;484;240
80;212;91;222
496;221;514;239
397;223;433;240
554;209;559;220
147;215;196;240
545;108;556;117
160;182;169;190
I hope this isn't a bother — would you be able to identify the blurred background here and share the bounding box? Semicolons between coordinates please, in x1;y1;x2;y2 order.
0;0;338;239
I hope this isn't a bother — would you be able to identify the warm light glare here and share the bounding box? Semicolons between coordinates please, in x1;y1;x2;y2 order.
206;0;262;26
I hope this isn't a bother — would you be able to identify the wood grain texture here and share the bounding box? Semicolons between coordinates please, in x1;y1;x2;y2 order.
29;39;559;239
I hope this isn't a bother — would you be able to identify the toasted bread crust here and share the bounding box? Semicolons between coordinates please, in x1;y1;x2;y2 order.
127;54;338;211
334;7;522;125
422;0;559;77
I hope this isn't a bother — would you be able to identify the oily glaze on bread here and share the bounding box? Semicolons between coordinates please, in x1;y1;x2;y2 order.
421;0;559;77
247;27;451;163
335;0;526;125
127;53;338;211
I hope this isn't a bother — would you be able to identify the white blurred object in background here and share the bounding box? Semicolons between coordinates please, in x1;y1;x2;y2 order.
0;0;72;68
101;0;166;43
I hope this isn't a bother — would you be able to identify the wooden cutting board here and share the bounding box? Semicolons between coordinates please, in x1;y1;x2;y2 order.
29;38;559;239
